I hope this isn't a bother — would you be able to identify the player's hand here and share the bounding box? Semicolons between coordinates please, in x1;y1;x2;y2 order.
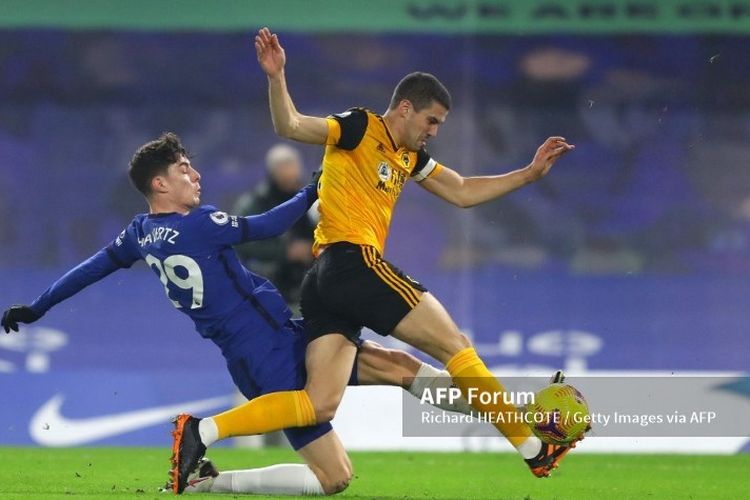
255;27;286;78
1;305;41;333
526;136;575;181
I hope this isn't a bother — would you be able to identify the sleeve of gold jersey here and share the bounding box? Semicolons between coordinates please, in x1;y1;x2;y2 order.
410;149;444;182
325;117;341;146
325;109;369;150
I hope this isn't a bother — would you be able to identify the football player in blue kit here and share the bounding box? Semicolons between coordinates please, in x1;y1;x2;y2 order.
1;132;472;495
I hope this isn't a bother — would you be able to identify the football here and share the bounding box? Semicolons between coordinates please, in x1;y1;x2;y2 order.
526;383;590;445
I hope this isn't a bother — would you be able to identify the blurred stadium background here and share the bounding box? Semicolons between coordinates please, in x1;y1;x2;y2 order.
1;0;749;456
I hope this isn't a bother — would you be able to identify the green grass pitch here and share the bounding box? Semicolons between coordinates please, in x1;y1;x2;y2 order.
1;447;748;499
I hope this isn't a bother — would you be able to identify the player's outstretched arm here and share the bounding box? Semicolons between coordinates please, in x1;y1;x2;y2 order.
419;136;574;208
1;245;138;333
255;27;329;144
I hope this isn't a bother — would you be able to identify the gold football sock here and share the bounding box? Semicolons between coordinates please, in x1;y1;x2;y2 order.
446;347;532;448
213;390;316;440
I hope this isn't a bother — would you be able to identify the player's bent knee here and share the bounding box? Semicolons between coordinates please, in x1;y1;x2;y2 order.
317;461;353;495
321;475;352;495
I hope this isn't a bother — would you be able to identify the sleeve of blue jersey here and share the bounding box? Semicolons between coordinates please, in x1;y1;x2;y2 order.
29;242;137;316
244;183;317;241
195;183;315;245
107;223;142;268
29;223;142;316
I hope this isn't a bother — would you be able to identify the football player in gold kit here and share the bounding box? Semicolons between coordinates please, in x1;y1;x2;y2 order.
173;27;579;494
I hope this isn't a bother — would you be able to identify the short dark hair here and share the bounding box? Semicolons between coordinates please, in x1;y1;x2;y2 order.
388;72;452;112
128;132;188;196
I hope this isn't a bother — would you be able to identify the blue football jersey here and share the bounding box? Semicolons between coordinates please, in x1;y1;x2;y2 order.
30;184;316;358
113;205;292;332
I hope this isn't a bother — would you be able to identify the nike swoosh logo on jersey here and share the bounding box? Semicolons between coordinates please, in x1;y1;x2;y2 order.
29;393;235;447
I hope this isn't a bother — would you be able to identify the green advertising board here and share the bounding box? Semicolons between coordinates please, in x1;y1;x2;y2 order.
1;0;749;33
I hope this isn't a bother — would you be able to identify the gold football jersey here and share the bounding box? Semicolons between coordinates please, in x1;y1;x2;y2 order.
313;108;442;255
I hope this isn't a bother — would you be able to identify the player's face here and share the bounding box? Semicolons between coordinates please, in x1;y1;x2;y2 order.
165;156;202;210
404;100;448;151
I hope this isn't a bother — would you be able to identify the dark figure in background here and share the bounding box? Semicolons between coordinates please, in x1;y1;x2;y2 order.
233;144;316;307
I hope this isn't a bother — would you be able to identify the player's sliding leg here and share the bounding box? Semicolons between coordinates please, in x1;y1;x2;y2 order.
182;340;467;451
356;340;473;415
190;462;326;495
178;341;472;453
391;292;576;477
294;429;352;494
171;335;356;494
177;430;351;495
205;340;470;438
206;335;357;436
170;387;318;494
170;337;473;493
184;342;356;494
177;342;466;497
